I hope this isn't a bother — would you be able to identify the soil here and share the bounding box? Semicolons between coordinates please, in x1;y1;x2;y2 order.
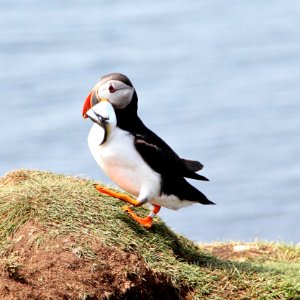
199;243;274;262
0;222;190;300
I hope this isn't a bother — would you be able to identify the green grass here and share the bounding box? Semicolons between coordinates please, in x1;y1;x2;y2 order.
0;169;299;300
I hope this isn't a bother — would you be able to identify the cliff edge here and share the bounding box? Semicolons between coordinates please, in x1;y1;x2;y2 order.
0;170;299;299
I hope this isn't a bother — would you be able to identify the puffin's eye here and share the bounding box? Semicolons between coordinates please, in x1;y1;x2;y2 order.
109;85;116;93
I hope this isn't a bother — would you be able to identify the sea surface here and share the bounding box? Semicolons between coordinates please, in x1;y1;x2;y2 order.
1;0;300;243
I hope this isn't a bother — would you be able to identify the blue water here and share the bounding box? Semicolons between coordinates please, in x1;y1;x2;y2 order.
1;1;300;243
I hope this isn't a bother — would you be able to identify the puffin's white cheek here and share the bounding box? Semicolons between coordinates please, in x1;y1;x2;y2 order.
110;89;134;109
97;88;110;99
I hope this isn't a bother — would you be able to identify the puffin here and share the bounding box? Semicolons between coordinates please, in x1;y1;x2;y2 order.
82;73;214;228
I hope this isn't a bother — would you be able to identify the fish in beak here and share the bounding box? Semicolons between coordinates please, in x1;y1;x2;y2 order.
85;102;109;127
84;99;117;145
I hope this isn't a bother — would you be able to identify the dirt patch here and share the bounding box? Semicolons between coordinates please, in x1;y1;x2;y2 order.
0;222;190;300
199;243;275;261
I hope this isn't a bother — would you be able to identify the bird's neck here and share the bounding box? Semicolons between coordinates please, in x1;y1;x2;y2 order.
114;91;146;134
116;112;145;134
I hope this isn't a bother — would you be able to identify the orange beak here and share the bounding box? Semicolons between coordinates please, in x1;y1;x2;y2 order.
82;90;94;118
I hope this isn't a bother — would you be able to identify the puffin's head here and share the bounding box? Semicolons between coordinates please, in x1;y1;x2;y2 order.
82;73;137;119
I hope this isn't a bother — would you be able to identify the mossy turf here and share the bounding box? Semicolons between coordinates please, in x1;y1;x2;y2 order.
0;169;299;299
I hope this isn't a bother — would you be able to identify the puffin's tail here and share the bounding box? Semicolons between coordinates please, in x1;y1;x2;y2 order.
163;177;215;205
181;159;209;181
188;185;215;205
181;159;203;172
187;172;210;181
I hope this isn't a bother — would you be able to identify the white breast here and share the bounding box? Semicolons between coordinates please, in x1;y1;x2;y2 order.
88;124;162;200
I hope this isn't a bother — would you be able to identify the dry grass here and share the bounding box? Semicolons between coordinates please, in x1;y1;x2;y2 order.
0;169;299;299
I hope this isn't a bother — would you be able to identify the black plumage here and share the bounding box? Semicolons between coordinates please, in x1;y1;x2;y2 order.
108;76;214;205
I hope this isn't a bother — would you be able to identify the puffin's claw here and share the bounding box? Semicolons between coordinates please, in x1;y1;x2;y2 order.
121;205;153;229
121;205;131;212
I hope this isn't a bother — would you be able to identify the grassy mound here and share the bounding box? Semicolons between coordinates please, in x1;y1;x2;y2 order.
0;169;299;299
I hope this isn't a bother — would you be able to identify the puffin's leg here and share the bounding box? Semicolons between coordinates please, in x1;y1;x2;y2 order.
95;184;161;228
122;205;161;229
94;184;142;206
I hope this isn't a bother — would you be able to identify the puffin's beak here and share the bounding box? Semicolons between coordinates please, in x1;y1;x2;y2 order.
82;90;94;119
82;89;110;119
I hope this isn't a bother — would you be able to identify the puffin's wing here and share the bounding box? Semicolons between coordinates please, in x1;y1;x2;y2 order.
181;159;203;172
134;134;209;181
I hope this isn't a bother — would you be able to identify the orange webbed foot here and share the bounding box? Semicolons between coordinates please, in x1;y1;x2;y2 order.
122;205;153;229
94;185;161;229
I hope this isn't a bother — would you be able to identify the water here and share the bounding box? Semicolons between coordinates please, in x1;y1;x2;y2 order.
1;0;300;243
